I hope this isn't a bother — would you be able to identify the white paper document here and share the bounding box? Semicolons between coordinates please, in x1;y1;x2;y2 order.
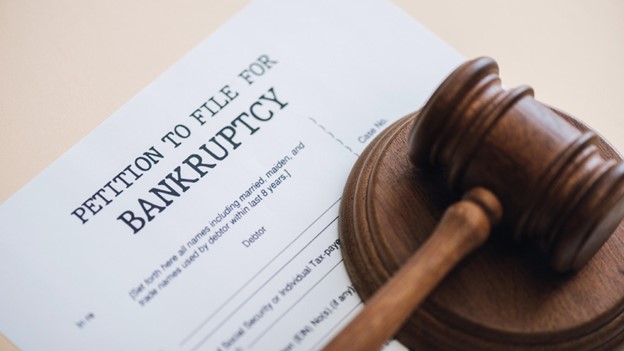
0;1;462;350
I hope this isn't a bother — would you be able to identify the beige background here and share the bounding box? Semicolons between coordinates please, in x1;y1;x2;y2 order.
1;1;623;349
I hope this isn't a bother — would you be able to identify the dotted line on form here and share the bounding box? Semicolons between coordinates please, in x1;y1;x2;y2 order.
307;117;359;158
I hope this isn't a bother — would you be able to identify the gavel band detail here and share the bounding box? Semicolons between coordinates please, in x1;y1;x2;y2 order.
409;57;624;272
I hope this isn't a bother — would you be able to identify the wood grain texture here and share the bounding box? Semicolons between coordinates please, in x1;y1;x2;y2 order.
339;112;624;350
408;57;624;273
324;188;501;351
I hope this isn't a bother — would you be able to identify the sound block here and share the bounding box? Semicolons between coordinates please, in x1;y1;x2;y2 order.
340;111;624;350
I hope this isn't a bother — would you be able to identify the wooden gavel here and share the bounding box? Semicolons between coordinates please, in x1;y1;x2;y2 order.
324;57;624;350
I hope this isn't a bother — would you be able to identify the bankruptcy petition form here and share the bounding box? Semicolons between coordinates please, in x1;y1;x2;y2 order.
0;0;462;350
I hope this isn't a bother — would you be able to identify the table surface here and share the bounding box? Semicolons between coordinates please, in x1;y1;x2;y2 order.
1;1;623;349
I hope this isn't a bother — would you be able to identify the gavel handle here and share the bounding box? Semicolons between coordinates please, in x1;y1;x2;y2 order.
323;188;502;351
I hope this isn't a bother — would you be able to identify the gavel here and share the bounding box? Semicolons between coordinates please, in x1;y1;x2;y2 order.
324;57;624;351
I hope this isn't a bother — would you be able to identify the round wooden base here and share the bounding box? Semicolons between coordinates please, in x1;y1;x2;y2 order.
339;111;624;350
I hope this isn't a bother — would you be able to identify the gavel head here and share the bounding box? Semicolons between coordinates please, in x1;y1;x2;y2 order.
409;57;624;272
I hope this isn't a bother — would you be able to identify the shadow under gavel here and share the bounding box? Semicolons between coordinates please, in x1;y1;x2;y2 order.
324;57;624;351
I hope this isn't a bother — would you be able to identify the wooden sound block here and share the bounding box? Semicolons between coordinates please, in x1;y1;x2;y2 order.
340;110;624;350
